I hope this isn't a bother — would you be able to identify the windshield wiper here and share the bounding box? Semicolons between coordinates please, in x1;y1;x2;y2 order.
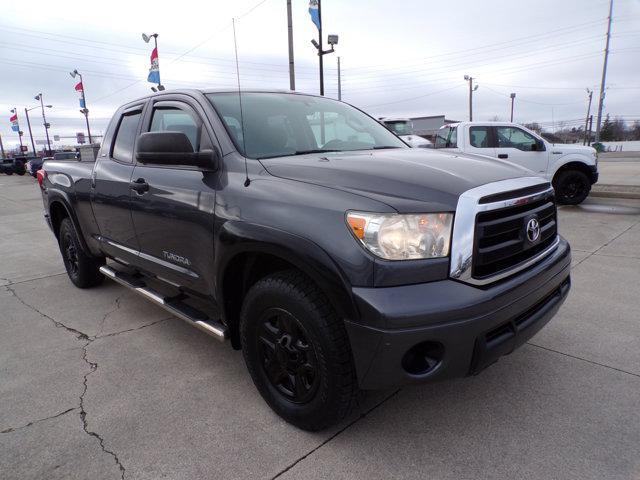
293;149;342;155
257;149;341;160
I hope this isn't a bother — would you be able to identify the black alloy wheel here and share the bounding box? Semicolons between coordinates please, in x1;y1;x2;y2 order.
257;308;319;404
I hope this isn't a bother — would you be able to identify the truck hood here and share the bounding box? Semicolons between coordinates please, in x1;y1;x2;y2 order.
548;144;597;156
260;148;533;212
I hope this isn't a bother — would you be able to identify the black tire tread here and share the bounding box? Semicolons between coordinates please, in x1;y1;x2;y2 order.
240;270;358;431
59;218;105;289
554;169;591;205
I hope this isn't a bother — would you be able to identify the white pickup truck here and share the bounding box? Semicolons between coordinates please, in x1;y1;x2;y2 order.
435;122;598;204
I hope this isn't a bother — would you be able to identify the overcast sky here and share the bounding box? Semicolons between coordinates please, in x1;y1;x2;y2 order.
1;0;639;150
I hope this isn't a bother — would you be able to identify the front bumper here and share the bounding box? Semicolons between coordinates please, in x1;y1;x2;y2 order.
345;236;571;389
589;164;599;185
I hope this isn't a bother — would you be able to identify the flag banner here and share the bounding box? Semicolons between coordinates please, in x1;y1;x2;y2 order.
75;81;86;109
9;113;19;132
148;47;160;84
309;0;320;30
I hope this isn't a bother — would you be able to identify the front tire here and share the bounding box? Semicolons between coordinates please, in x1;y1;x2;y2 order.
58;218;105;288
240;271;358;431
554;169;591;205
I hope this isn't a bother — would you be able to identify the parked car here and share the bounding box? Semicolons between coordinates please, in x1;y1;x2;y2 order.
435;122;598;204
29;152;78;177
40;90;571;431
380;117;432;148
26;156;47;177
0;156;26;176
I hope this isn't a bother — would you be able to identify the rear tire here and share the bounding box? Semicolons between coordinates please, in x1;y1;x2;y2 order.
58;218;105;288
554;169;591;205
240;270;358;431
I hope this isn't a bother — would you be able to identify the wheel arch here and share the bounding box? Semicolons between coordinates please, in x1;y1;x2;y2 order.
215;221;359;349
47;193;92;255
551;159;594;183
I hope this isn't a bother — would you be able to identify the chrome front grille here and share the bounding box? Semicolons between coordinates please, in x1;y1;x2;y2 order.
450;177;559;286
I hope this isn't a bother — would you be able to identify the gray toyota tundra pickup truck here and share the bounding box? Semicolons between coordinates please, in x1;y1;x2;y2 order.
39;89;571;430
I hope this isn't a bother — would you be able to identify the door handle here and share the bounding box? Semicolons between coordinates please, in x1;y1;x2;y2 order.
498;154;509;159
130;178;149;193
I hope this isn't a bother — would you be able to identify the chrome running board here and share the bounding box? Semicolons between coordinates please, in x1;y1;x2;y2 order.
99;265;227;341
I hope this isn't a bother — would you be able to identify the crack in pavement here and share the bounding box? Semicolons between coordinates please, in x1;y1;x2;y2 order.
79;339;126;480
6;285;90;341
1;407;77;434
95;317;171;339
4;285;136;479
271;389;402;479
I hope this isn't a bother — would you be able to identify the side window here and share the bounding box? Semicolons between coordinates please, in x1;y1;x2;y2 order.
150;107;200;151
112;111;142;163
469;126;491;148
496;127;537;151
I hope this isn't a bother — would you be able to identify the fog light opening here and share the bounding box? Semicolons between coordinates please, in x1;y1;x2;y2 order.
402;341;444;376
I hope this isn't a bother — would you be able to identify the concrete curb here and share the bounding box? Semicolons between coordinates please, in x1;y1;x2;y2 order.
590;184;640;200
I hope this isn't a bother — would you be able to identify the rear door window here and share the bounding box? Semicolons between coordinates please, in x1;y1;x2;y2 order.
112;111;142;163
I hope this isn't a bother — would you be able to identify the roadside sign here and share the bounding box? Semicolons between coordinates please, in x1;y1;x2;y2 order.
20;145;28;152
53;135;60;141
76;132;86;144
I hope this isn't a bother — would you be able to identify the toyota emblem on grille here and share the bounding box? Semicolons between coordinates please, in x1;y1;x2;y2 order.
526;218;541;243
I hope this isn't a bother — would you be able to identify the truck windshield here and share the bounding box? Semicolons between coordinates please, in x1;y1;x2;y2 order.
384;121;412;136
434;127;457;148
207;92;406;159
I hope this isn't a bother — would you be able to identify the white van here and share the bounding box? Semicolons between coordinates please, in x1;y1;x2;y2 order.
435;122;598;204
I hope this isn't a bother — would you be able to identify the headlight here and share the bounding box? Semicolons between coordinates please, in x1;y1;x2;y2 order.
346;211;453;260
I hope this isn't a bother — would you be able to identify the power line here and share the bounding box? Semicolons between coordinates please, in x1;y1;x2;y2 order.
342;19;606;73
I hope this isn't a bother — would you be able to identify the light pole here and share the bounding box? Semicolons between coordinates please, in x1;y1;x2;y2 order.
464;75;478;121
510;93;516;122
25;105;49;156
309;0;338;96
337;56;342;101
287;0;295;91
34;93;52;154
142;33;165;92
10;108;24;152
70;69;92;144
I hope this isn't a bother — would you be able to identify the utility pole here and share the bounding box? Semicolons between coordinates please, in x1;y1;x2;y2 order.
595;0;613;143
510;93;516;122
287;0;295;90
464;75;478;121
24;108;36;155
583;89;593;145
337;56;342;100
588;115;594;144
0;133;5;159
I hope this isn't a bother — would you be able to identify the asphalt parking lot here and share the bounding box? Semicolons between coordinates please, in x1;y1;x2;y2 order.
1;173;639;480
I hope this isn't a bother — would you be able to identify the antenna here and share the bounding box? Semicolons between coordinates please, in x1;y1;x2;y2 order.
232;18;250;187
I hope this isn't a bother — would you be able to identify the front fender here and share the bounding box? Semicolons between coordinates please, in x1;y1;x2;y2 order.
214;220;359;323
549;154;596;178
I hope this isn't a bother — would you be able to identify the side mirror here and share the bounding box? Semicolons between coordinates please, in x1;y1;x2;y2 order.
531;140;545;152
135;132;218;169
